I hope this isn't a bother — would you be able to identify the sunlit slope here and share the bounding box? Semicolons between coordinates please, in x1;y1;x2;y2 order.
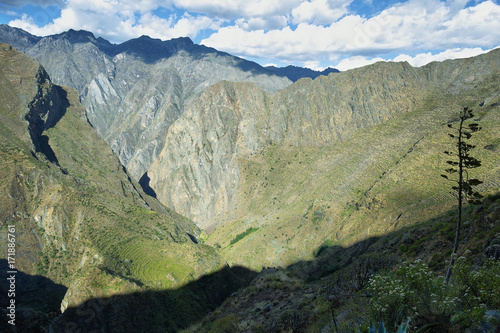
0;44;225;311
203;57;500;269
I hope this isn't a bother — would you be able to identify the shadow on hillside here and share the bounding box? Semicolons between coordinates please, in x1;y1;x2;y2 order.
49;265;257;333
0;259;68;333
13;195;500;333
287;194;500;284
27;85;70;168
45;232;405;333
139;172;158;199
44;223;432;332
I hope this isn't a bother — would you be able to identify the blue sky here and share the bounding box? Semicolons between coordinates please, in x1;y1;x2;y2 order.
1;0;499;70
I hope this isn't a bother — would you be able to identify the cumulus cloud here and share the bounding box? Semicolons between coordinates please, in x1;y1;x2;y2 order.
8;0;224;42
392;47;495;67
303;60;324;71
335;47;495;71
334;55;385;71
291;0;352;25
235;15;288;31
170;0;301;19
4;0;500;69
202;0;500;65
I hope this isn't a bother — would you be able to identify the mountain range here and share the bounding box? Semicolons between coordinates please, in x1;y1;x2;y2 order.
0;25;499;332
0;25;336;184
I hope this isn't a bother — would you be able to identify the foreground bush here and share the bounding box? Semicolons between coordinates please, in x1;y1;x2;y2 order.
367;254;500;331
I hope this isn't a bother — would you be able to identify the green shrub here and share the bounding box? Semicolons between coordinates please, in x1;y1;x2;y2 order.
367;256;500;331
229;227;259;245
367;260;455;329
451;251;500;326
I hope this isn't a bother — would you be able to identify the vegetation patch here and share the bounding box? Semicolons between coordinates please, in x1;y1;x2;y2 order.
229;227;259;246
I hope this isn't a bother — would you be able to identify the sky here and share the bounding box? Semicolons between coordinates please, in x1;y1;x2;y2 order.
0;0;499;71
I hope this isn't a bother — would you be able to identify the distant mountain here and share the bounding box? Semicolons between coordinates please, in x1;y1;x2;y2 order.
147;49;500;269
265;64;340;82
0;26;341;183
0;25;293;181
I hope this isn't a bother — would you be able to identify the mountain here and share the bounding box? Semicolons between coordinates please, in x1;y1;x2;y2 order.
0;43;234;332
0;25;499;331
265;64;340;82
147;49;500;269
0;25;293;181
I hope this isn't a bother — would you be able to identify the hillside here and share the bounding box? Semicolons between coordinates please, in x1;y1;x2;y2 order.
0;44;235;332
148;49;500;270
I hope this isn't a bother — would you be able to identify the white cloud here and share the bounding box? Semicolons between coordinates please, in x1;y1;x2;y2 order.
170;0;302;19
392;47;494;67
235;15;288;31
335;47;494;71
291;0;352;25
202;0;500;65
8;0;224;43
334;55;385;71
303;60;324;71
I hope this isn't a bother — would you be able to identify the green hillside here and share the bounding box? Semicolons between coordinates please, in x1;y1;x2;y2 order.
0;44;229;331
196;60;500;271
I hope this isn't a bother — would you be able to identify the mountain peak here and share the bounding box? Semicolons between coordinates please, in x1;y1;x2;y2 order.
53;28;97;43
0;24;41;51
110;35;197;63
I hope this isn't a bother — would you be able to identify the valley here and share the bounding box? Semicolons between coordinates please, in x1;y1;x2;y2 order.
0;26;499;332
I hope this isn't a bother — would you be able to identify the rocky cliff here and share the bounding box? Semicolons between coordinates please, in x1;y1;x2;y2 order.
147;60;428;228
0;25;292;181
149;49;500;269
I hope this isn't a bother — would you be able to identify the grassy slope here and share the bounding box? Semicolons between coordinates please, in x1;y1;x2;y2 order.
188;192;500;332
0;44;226;317
206;72;500;271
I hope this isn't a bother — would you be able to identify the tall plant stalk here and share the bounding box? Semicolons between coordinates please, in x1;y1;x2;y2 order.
441;107;483;284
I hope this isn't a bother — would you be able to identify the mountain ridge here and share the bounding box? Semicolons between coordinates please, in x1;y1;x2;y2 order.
148;49;500;269
0;25;299;181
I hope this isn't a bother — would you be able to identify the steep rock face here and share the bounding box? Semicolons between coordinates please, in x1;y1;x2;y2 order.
148;50;500;233
0;25;292;180
421;48;500;93
267;61;427;146
149;81;271;228
148;61;429;228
